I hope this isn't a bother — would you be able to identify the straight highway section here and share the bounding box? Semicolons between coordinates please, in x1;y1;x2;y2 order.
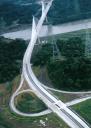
10;0;90;128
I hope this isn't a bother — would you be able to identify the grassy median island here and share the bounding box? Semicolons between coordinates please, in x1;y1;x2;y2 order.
16;92;47;113
0;76;70;128
72;99;91;124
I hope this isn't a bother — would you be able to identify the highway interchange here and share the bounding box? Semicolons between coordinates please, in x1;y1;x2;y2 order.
10;0;90;128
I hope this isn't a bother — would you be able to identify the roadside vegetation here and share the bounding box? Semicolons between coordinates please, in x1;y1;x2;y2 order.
16;93;47;113
1;35;91;91
32;43;52;66
0;76;69;128
72;99;91;124
32;36;91;91
0;37;69;127
0;35;91;127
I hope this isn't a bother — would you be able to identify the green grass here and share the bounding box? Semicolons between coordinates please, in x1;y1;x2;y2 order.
16;92;47;113
0;76;69;128
32;66;41;78
72;99;91;125
42;28;91;43
51;91;81;103
0;105;70;128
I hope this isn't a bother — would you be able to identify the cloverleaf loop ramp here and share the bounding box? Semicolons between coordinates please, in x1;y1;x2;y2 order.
10;1;90;128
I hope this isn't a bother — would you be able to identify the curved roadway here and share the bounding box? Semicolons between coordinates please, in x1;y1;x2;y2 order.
10;1;90;128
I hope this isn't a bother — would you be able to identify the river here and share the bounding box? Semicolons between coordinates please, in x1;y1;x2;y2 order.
2;19;91;40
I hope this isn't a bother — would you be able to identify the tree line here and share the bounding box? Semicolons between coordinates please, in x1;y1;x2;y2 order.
0;37;27;83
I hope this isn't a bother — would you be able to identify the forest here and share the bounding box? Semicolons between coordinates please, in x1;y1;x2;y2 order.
0;0;91;27
0;37;27;83
32;37;91;91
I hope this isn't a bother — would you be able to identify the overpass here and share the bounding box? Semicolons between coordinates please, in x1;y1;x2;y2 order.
10;1;90;128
